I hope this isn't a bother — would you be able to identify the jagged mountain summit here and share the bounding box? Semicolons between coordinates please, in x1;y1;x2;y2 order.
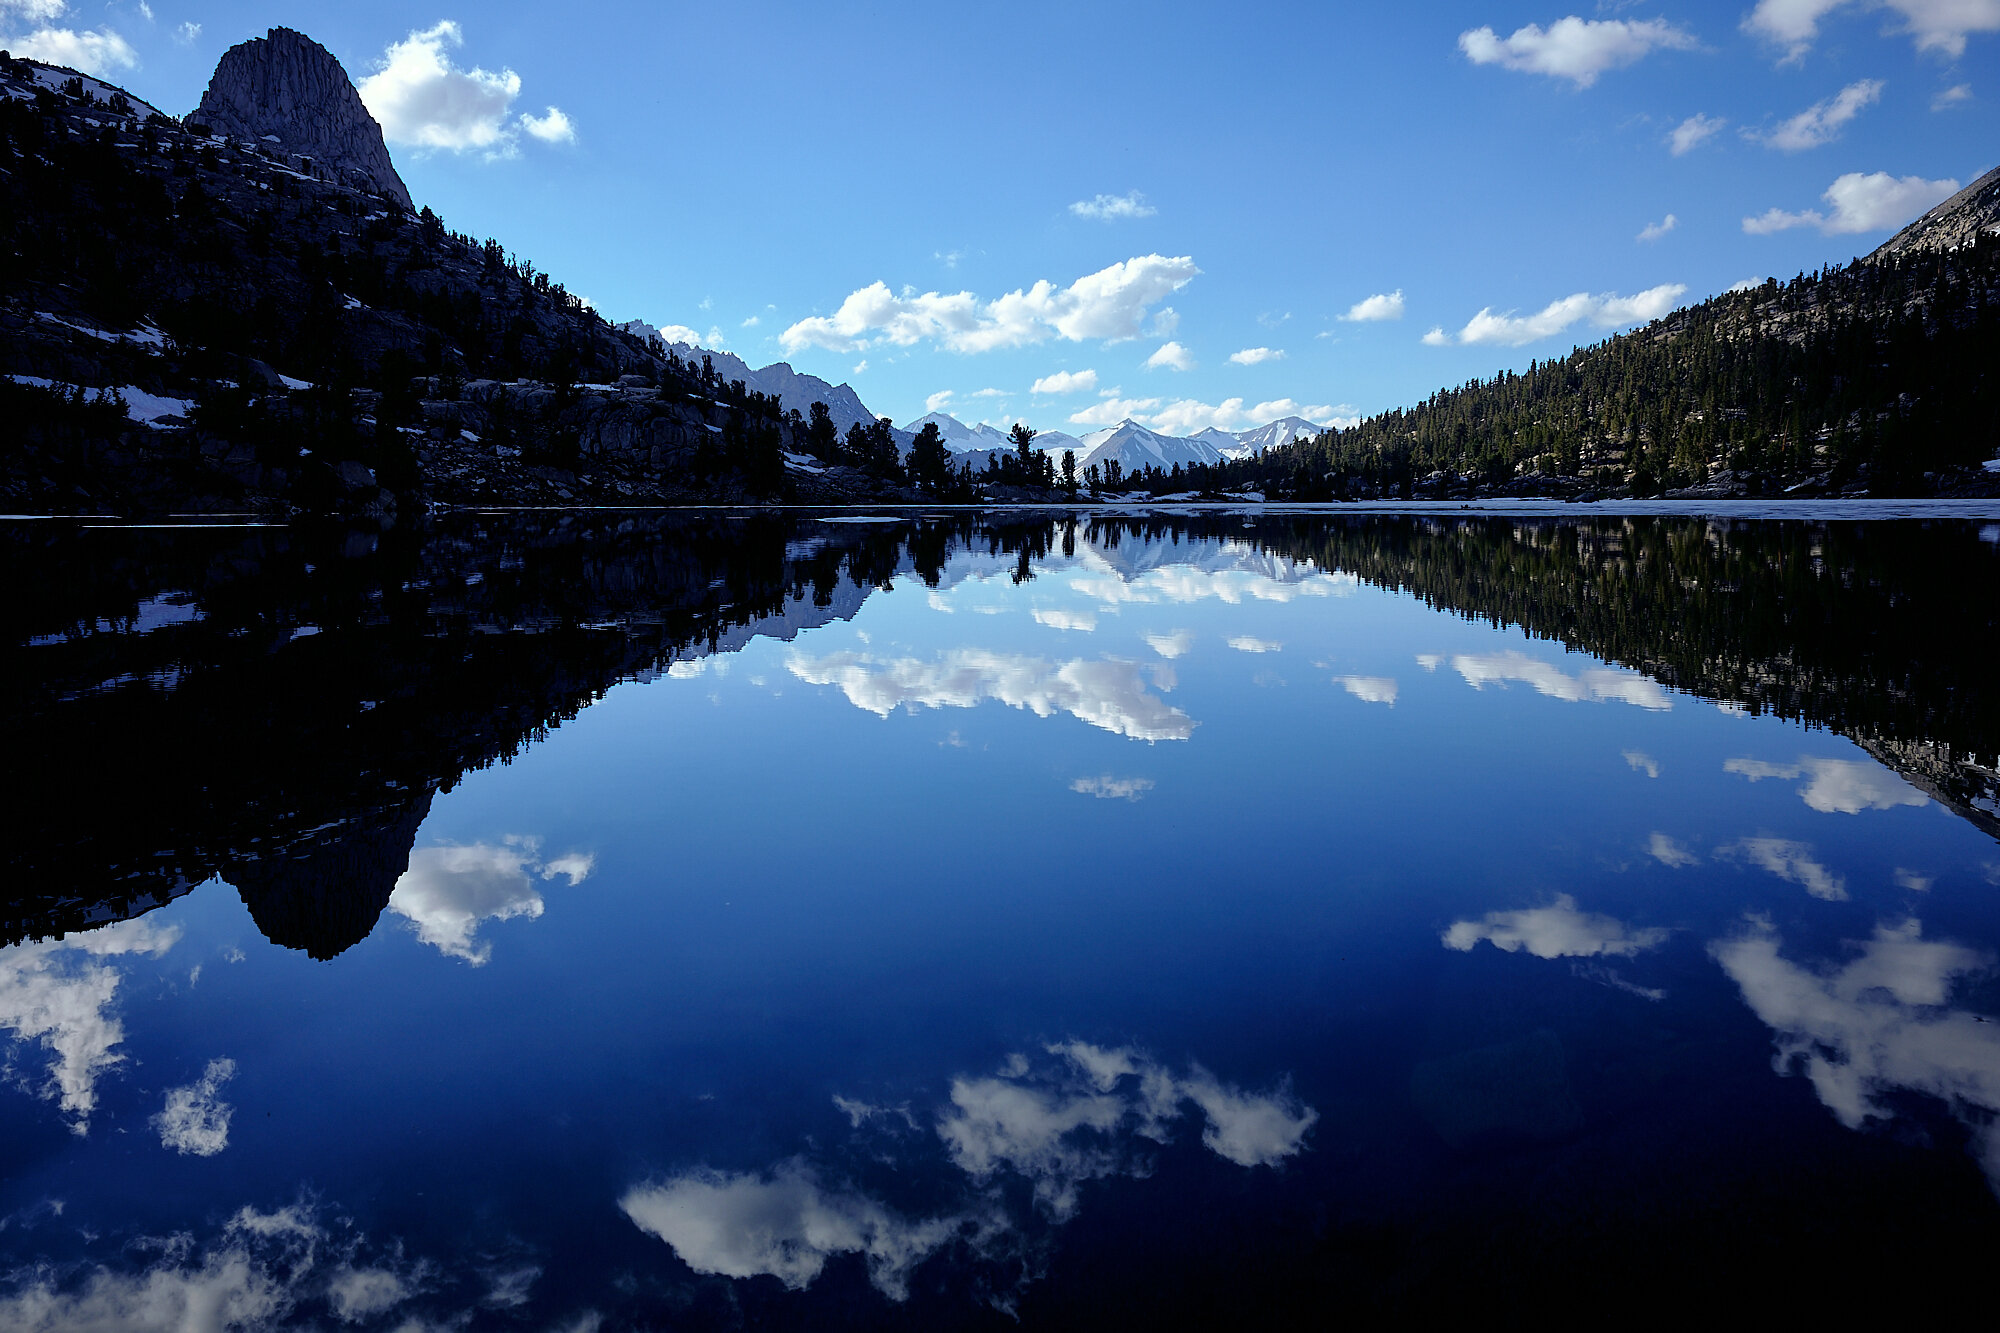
1870;164;2000;262
193;26;411;208
1079;419;1227;474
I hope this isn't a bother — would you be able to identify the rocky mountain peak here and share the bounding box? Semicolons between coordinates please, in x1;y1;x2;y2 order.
1870;164;2000;263
193;26;411;209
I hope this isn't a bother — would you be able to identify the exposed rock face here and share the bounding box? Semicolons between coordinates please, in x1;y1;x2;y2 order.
194;27;412;209
1870;164;2000;262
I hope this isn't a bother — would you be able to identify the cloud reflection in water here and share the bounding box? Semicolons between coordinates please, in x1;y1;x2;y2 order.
786;650;1196;742
621;1042;1315;1302
1712;917;2000;1187
388;838;594;965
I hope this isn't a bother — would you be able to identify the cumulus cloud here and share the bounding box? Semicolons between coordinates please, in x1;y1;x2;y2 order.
1031;368;1099;395
1437;284;1688;347
1649;832;1701;867
1228;636;1283;653
0;1202;427;1331
1637;213;1679;242
786;649;1196;742
1458;16;1697;86
1;9;138;75
358;22;571;157
1449;650;1673;709
1032;607;1097;631
153;1058;236;1156
0;918;179;1133
1334;675;1398;705
1725;836;1849;900
1933;82;1972;108
1070;191;1157;221
624;1042;1314;1303
1228;346;1285;365
1723;755;1929;813
388;837;593;964
620;1165;963;1300
1070;563;1352;611
1669;112;1727;154
1624;749;1662;778
1743;170;1960;235
1342;290;1406;322
1444;893;1670;958
781;256;1200;355
1712;915;2000;1184
1143;341;1194;371
1759;79;1883;150
1070;775;1154;801
1143;630;1193;658
1745;0;2000;60
518;105;575;143
938;1044;1316;1214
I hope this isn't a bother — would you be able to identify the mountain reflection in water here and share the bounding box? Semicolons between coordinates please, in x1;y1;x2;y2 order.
4;508;2000;1325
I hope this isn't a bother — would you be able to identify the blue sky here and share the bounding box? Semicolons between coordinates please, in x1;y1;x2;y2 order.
6;2;1994;434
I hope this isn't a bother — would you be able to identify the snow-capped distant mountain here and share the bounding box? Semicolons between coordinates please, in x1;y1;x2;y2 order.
1079;420;1227;474
902;412;1014;455
618;320;904;448
1226;416;1323;459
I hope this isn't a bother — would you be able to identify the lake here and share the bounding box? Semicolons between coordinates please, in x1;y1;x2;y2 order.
4;506;1999;1327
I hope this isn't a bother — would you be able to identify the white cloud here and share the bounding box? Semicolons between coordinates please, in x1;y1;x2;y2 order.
1143;341;1194;371
1072;564;1351;611
1228;636;1283;653
1743;170;1960;235
1726;836;1849;900
1746;0;2000;60
1759;79;1883;150
781;255;1200;355
1728;276;1767;292
1421;326;1451;347
518;105;575;144
787;649;1196;742
1450;650;1673;709
1458;16;1697;86
1649;832;1701;867
1416;654;1444;671
1723;755;1929;813
1933;82;1973;108
153;1058;236;1156
1334;675;1398;705
1149;307;1180;337
1031;368;1099;395
620;1165;961;1301
1070;190;1157;221
851;359;868;374
1637;213;1679;242
1624;749;1662;778
1032;607;1097;631
1668;112;1727;154
3;20;138;74
1228;346;1284;365
1342;290;1406;322
1;1;72;21
358;22;569;157
1144;630;1193;658
1067;394;1161;428
0;918;178;1133
1440;285;1687;347
388;838;592;964
924;389;954;413
1712;916;2000;1186
1895;868;1934;891
624;1041;1314;1303
1444;894;1670;958
1071;775;1155;801
0;1204;401;1331
174;20;198;45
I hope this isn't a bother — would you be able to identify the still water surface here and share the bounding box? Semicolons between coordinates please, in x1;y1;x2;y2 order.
4;509;1999;1326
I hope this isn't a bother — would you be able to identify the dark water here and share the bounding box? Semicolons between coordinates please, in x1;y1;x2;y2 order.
4;508;1999;1327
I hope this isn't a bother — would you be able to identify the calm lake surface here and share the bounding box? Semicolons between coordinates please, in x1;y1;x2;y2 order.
5;507;2000;1326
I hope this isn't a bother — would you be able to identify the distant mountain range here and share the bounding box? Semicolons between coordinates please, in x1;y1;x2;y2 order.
896;411;1323;477
610;325;1324;477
